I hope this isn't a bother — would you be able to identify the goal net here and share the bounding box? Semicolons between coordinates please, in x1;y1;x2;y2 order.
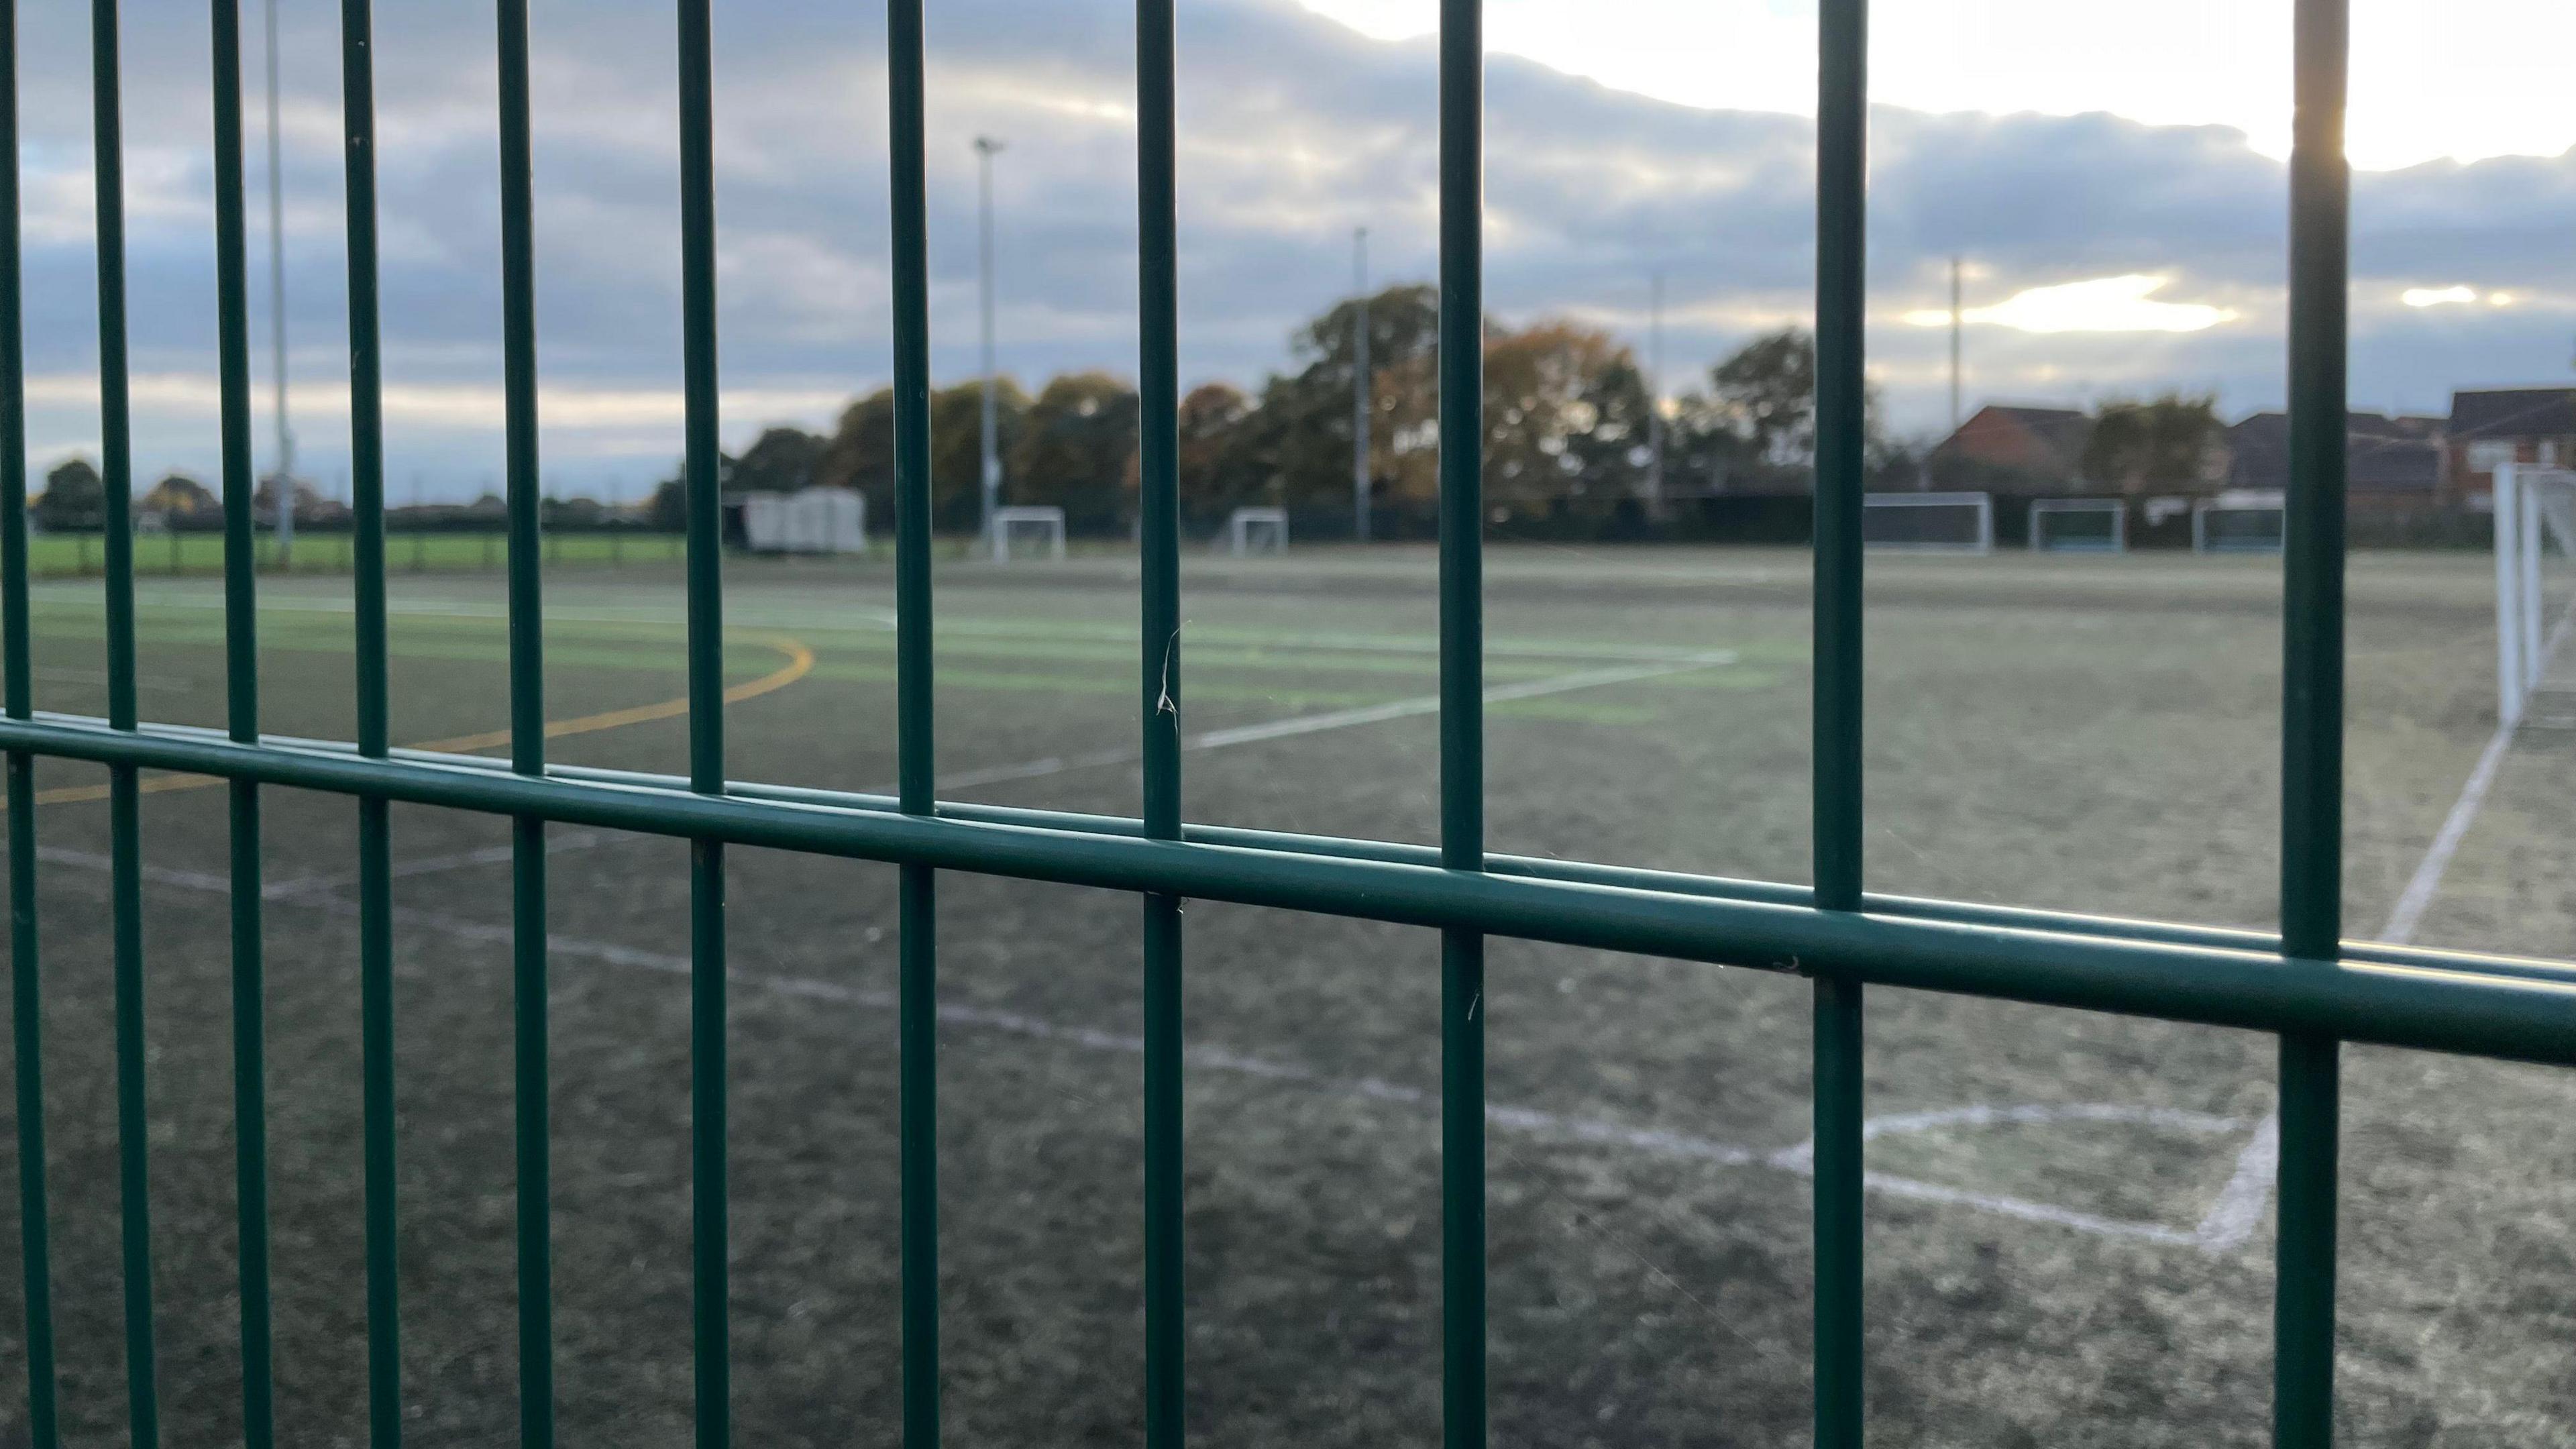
1862;492;1992;554
1226;506;1288;557
2192;492;2286;554
990;505;1067;563
2496;463;2576;724
2028;498;2127;553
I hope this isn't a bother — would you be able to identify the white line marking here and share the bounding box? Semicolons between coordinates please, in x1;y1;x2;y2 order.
2192;1112;2281;1252
2194;608;2575;1254
306;651;1731;889
31;839;2250;1250
2380;610;2572;947
1191;653;1731;749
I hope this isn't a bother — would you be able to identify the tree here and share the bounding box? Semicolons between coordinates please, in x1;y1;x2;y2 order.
645;477;687;532
2082;393;2222;493
726;425;827;494
1666;328;1909;493
34;458;104;531
1479;321;1652;514
1246;283;1445;511
1175;382;1262;518
140;471;218;519
929;378;1028;533
812;388;898;519
1708;328;1816;466
1007;371;1139;527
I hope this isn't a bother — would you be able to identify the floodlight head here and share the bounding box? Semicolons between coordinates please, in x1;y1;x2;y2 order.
974;135;1006;156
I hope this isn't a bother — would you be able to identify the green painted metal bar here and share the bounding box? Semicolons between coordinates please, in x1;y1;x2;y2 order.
1135;1;1185;1442
91;1;161;1439
1436;3;1485;1444
2277;0;2350;1440
1811;0;1870;1439
494;0;554;1440
208;0;272;1439
28;712;2576;998
14;714;2576;1067
885;4;938;1439
675;0;729;1440
338;1;402;1441
0;0;54;1440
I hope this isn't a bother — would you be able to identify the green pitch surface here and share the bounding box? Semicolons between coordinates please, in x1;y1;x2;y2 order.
3;545;2572;1445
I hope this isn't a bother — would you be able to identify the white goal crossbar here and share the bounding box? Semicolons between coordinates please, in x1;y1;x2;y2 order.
2027;498;2127;553
2191;492;2286;555
1226;506;1288;557
2496;463;2576;724
990;504;1067;563
1862;491;1993;554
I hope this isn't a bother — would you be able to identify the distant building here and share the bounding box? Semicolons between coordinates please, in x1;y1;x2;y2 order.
2226;410;2443;512
1926;404;2094;493
2447;388;2576;506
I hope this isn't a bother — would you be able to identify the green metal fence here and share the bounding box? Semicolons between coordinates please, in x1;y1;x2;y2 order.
5;0;2575;1446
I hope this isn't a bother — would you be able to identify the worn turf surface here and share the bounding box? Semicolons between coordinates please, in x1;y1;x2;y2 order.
3;545;2572;1446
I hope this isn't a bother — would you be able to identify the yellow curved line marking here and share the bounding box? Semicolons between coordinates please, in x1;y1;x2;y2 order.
33;631;816;808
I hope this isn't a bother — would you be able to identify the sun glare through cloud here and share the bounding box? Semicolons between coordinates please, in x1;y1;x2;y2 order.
1904;275;2235;335
1295;0;2576;168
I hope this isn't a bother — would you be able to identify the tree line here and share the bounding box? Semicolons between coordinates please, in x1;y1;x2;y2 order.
658;284;1923;536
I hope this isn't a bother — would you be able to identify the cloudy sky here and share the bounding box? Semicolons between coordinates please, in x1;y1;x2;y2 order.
14;0;2576;497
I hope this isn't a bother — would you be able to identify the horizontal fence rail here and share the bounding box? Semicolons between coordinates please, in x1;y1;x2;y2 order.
1;0;2561;1446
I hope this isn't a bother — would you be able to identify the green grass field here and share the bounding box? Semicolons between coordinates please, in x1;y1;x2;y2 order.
24;530;691;578
2;545;2572;1446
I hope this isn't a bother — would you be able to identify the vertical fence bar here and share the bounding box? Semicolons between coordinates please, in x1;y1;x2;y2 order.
2275;0;2348;1441
885;5;938;1440
1134;1;1185;1442
91;1;162;1439
209;0;273;1440
675;1;729;1440
495;0;554;1439
1436;3;1485;1444
1810;0;1869;1441
339;1;403;1440
0;0;54;1440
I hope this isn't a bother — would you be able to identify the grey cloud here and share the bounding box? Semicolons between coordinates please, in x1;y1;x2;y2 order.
11;0;2573;489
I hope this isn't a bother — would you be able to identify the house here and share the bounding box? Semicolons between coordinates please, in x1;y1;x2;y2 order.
1926;404;2093;493
2226;410;2444;511
2446;388;2576;506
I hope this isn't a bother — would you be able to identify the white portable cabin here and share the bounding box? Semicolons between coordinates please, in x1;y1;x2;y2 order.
743;486;867;554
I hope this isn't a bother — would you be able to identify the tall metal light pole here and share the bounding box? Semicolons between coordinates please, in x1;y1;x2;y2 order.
1646;270;1666;520
975;135;1005;551
1949;254;1964;435
264;0;294;569
1352;227;1370;544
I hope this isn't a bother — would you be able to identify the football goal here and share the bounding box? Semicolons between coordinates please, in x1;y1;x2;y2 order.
1226;506;1289;557
2028;498;2127;553
990;505;1067;563
1862;492;1992;554
2192;492;2286;554
2495;463;2576;724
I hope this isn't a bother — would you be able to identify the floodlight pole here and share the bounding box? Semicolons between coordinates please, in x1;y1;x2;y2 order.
1646;270;1666;520
1352;226;1371;543
264;0;294;570
1948;255;1964;435
975;135;1005;553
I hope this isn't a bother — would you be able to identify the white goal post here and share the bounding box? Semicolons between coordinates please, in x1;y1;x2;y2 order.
1225;506;1289;557
989;504;1067;563
2028;498;2127;553
2192;490;2286;554
2495;462;2576;724
1862;491;1992;554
